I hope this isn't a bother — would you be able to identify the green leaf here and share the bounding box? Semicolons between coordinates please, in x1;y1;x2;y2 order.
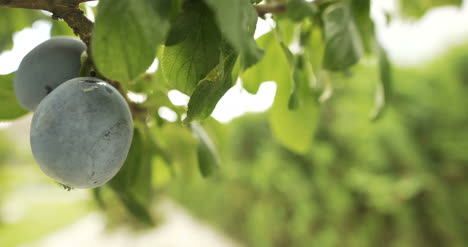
322;3;363;71
244;23;312;112
169;0;184;21
0;9;45;53
370;44;393;121
241;32;283;94
279;42;295;66
161;2;222;95
286;0;319;22
290;54;314;110
351;0;375;54
191;123;219;177
303;24;325;78
400;0;462;18
203;0;264;69
270;66;318;154
0;73;29;120
277;19;297;46
92;0;172;82
241;32;318;154
159;124;199;180
108;128;154;225
185;45;238;122
277;42;302;110
51;20;76;37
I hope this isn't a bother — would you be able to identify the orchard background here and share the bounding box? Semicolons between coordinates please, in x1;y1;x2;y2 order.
1;0;468;246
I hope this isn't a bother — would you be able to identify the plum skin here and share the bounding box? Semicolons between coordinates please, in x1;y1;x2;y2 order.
14;37;86;111
30;77;133;189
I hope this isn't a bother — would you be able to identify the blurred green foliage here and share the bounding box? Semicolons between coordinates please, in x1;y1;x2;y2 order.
169;43;468;247
0;8;45;53
400;0;463;18
0;133;13;164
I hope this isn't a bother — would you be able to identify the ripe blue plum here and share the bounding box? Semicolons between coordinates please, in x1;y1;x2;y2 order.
30;77;134;189
14;37;86;111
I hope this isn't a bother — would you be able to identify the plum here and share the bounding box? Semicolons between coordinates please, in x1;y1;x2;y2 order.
14;37;86;111
30;77;133;189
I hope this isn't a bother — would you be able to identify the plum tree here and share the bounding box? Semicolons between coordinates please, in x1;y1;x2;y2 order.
2;0;464;230
14;37;86;111
30;77;134;189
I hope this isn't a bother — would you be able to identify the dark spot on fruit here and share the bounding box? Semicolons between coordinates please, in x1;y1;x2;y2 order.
45;85;53;94
84;79;98;83
104;131;111;137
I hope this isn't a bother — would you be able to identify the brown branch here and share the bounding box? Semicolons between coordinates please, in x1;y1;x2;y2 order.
0;0;49;10
0;0;95;10
0;0;95;47
52;7;93;47
255;3;287;17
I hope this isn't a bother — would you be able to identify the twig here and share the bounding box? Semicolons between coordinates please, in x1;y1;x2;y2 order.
1;0;94;47
53;7;94;47
0;0;95;10
255;3;287;17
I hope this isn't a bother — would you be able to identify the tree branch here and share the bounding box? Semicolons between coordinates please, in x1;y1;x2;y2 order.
0;0;95;10
255;3;287;17
52;6;93;47
0;0;95;47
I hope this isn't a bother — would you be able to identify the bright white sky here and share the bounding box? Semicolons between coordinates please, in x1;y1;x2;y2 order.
374;0;468;65
1;0;468;123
